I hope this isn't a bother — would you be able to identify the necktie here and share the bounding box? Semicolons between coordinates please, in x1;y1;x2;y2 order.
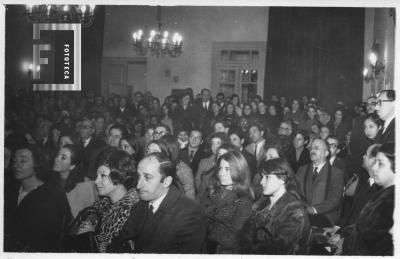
312;167;318;182
189;150;195;162
147;204;155;221
254;143;258;157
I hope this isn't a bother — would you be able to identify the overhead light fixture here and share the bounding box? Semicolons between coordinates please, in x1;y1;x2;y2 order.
132;6;183;58
25;4;96;27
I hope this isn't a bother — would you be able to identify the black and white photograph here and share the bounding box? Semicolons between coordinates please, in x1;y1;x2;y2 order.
2;1;397;256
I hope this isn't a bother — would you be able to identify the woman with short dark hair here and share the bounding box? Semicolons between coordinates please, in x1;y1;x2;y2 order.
71;150;139;252
4;145;71;252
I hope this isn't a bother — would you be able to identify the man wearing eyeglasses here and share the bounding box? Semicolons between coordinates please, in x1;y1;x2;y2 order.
153;124;171;140
79;118;106;179
375;90;395;145
327;135;347;180
296;138;344;228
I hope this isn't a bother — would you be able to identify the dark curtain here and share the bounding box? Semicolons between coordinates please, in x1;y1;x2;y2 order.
264;7;365;112
81;6;105;94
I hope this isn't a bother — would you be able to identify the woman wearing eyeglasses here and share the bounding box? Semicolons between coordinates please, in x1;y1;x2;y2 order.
239;158;310;255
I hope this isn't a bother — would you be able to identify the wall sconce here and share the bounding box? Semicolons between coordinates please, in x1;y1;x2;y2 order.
363;42;385;83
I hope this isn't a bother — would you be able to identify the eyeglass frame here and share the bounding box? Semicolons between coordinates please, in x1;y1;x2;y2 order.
375;99;394;106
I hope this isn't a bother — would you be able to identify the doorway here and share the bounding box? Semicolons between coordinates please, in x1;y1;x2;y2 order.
101;57;147;97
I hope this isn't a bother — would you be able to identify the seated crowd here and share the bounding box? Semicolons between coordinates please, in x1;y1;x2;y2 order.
4;87;395;255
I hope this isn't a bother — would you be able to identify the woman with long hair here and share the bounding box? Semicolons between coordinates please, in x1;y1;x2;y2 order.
327;107;350;143
266;103;282;135
120;134;142;162
195;132;230;199
230;94;242;117
201;149;255;253
71;150;140;252
239;158;310;254
299;105;319;134
286;130;311;173
53;144;98;218
160;103;181;136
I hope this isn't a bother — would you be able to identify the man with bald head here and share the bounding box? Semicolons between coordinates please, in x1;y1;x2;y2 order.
296;138;344;227
375;90;395;144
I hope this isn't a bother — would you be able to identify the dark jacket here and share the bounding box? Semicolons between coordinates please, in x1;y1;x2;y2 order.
200;187;253;253
109;186;207;253
4;181;71;252
81;137;106;179
327;120;351;142
179;146;207;175
286;146;311;174
338;168;381;227
111;106;133;123
341;185;394;255
379;118;395;145
296;162;344;225
238;191;310;254
241;148;258;179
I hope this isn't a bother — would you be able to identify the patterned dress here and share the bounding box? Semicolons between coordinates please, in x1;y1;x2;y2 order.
75;188;140;252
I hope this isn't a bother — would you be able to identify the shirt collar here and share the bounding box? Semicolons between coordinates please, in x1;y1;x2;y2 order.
368;177;375;186
149;191;168;213
329;156;336;165
188;146;198;153
313;162;326;173
83;137;92;146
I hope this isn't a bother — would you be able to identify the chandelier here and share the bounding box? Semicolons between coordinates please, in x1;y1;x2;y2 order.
132;6;183;58
25;4;96;27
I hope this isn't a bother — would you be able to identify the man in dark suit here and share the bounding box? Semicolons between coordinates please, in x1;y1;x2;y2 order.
327;135;347;180
110;152;206;253
37;118;57;160
245;123;267;166
228;127;257;179
111;96;132;124
179;129;206;174
177;92;195;129
78;118;106;179
193;88;213;132
375;89;395;145
296;138;344;227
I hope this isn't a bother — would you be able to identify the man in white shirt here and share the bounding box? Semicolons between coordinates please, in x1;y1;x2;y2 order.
296;138;344;227
245;123;266;165
112;152;206;253
375;90;395;144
